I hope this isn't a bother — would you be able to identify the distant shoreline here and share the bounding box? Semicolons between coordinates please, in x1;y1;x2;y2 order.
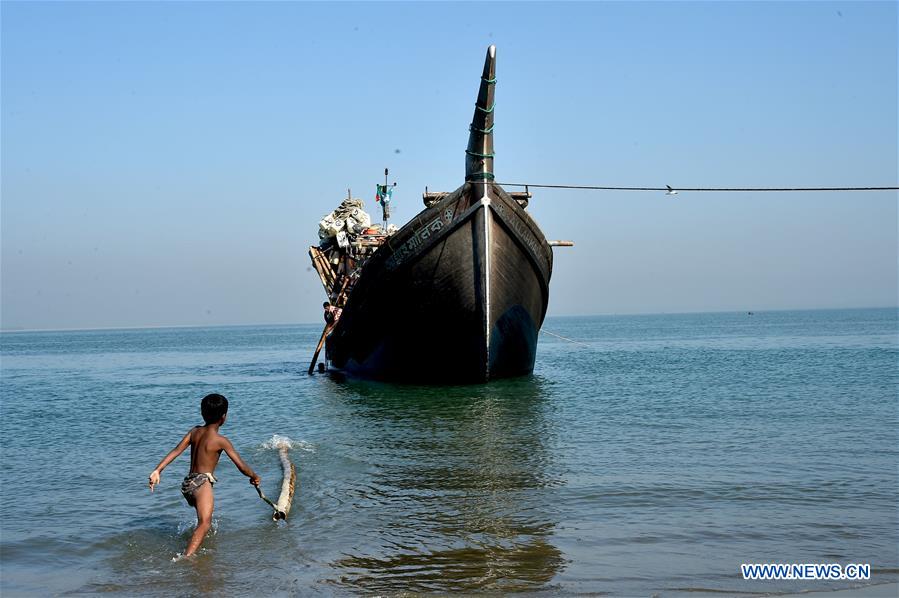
1;306;896;335
0;322;309;334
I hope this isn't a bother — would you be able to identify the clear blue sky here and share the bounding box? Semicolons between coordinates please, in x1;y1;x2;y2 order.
2;1;896;330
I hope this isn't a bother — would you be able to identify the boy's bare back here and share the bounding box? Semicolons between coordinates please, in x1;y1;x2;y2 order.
188;425;223;473
186;424;254;477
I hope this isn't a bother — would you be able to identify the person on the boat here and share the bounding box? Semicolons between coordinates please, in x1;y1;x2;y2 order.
323;301;342;325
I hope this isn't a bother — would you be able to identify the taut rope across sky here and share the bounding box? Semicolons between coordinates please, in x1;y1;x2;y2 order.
496;183;899;193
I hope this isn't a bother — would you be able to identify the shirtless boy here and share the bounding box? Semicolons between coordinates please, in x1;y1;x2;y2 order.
148;393;261;557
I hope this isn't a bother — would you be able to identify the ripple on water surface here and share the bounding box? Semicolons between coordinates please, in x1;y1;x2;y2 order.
0;310;896;595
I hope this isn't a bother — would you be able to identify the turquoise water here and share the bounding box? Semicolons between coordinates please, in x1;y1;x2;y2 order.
1;309;896;596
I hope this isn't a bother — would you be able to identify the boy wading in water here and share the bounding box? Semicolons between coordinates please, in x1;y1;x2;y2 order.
148;393;261;557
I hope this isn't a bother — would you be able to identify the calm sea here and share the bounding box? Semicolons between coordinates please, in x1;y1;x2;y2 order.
1;309;896;596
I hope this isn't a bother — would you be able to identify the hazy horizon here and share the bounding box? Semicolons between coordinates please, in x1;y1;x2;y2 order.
1;305;895;334
2;2;896;330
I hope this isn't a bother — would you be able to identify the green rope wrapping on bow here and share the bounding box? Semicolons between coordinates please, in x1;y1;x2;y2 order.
469;123;495;134
466;149;495;158
468;172;496;181
475;103;496;113
482;77;497;84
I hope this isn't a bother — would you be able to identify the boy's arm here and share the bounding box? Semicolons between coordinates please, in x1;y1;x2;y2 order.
148;430;192;492
221;438;261;486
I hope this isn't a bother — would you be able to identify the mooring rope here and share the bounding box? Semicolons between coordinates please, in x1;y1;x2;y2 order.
496;182;898;193
540;328;592;349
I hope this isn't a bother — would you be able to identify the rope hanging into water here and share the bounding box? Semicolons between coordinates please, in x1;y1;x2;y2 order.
540;328;592;349
495;182;898;193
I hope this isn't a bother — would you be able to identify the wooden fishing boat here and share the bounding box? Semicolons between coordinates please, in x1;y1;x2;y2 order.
316;46;555;383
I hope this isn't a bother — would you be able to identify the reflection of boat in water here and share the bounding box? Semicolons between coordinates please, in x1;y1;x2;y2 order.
310;46;556;383
324;377;564;593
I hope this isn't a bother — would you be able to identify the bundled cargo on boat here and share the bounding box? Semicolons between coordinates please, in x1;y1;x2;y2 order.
309;196;396;306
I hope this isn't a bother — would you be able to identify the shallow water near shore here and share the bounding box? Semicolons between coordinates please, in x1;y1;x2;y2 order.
1;308;897;596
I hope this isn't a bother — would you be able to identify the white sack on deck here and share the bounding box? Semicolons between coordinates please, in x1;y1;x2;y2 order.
318;199;374;244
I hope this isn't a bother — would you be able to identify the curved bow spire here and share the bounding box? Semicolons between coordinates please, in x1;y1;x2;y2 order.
465;45;496;182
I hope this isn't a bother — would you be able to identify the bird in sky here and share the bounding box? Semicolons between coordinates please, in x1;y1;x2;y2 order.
666;185;678;196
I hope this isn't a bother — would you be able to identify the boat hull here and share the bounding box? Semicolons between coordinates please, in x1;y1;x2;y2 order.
326;182;552;383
